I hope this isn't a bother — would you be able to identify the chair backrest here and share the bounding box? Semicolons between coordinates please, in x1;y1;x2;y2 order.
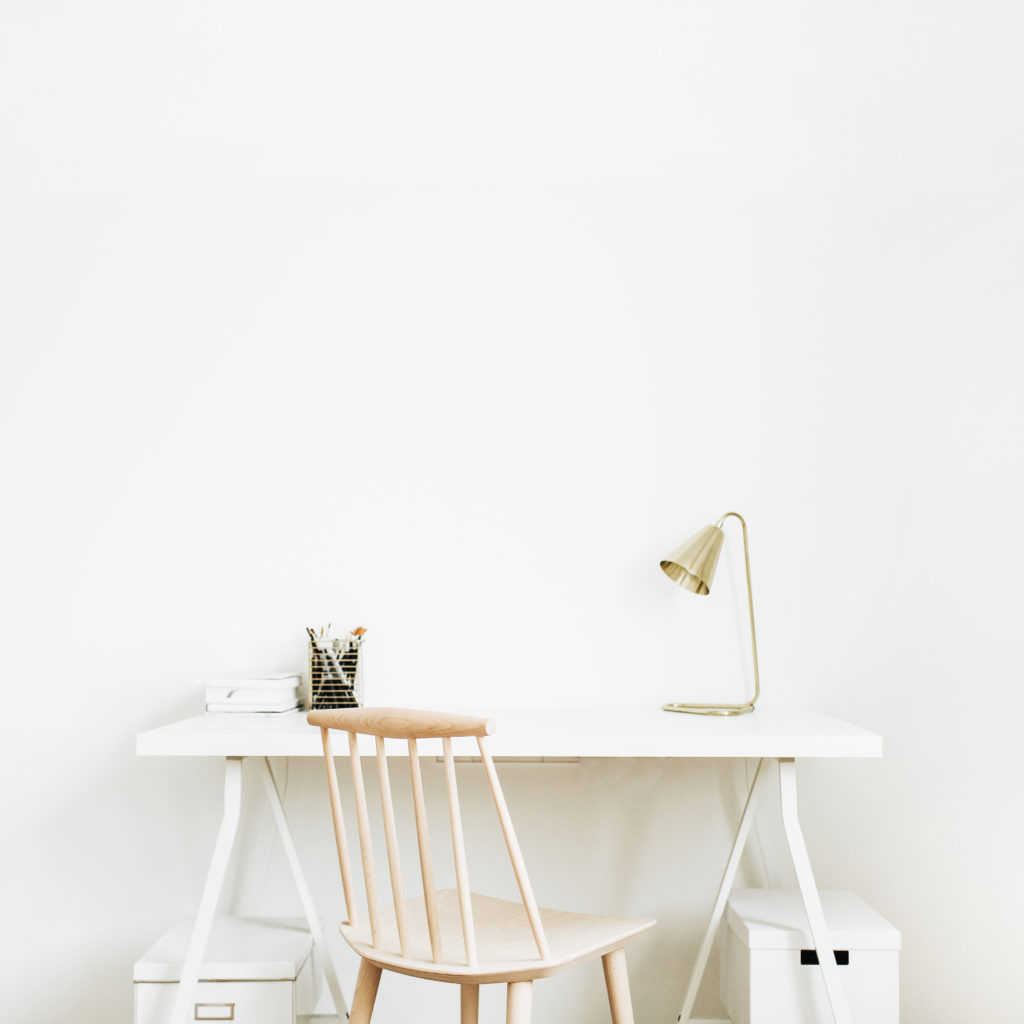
308;707;551;968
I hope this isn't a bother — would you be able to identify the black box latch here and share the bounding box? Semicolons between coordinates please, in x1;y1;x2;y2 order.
800;949;850;966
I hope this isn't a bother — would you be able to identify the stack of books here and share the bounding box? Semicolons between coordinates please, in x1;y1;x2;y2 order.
203;673;304;714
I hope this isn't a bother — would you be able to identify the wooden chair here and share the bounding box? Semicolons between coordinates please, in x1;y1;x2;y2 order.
308;707;655;1024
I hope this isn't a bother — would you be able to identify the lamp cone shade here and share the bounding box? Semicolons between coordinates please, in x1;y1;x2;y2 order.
660;524;725;595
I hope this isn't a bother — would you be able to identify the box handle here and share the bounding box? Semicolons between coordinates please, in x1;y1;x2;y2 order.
800;949;850;966
194;1004;235;1021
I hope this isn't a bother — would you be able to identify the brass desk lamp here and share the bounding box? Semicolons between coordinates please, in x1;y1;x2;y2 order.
660;512;760;716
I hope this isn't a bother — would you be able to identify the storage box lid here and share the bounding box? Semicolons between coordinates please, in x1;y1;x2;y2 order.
725;890;901;951
134;916;314;982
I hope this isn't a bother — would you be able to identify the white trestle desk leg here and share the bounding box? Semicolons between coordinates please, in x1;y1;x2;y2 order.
259;757;350;1021
778;758;852;1024
170;756;244;1024
678;758;770;1024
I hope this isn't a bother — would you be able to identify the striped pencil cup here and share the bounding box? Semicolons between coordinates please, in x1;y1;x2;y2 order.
309;636;364;709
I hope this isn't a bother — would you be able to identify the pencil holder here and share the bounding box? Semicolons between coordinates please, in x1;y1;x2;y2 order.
308;636;364;709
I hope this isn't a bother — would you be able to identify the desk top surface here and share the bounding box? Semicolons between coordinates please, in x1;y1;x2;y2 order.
136;706;882;759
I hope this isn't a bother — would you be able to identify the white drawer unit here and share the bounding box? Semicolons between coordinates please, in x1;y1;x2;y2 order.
134;917;320;1024
720;889;900;1024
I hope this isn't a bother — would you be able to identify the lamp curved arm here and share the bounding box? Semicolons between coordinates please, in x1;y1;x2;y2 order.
717;512;760;707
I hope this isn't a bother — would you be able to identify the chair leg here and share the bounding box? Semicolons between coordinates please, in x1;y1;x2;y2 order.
506;980;533;1024
602;948;636;1024
349;960;382;1024
461;984;480;1024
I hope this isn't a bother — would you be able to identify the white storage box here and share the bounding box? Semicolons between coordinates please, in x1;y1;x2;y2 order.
134;917;320;1024
720;889;900;1024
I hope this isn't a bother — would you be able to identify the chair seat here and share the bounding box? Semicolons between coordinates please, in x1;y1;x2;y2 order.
341;889;656;984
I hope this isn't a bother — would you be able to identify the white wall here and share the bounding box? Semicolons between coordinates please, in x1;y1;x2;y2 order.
2;1;1022;1021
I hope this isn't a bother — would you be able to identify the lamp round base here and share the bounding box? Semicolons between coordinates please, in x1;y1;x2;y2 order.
662;702;756;716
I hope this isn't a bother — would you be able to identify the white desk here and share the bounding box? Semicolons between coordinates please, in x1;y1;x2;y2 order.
137;707;881;1024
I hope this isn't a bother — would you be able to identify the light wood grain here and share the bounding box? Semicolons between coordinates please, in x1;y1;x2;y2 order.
408;737;443;962
460;984;480;1024
314;707;656;1022
602;948;635;1024
375;734;409;957
349;960;382;1024
443;735;478;967
308;707;495;739
348;730;382;947
320;728;359;927
478;736;550;961
506;981;533;1024
341;890;654;984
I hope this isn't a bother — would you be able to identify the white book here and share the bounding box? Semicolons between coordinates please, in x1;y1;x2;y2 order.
206;684;302;703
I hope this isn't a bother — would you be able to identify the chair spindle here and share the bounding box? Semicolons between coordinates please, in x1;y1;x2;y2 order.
442;735;477;967
375;734;409;956
319;727;359;927
408;737;444;962
478;736;551;960
348;730;382;947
